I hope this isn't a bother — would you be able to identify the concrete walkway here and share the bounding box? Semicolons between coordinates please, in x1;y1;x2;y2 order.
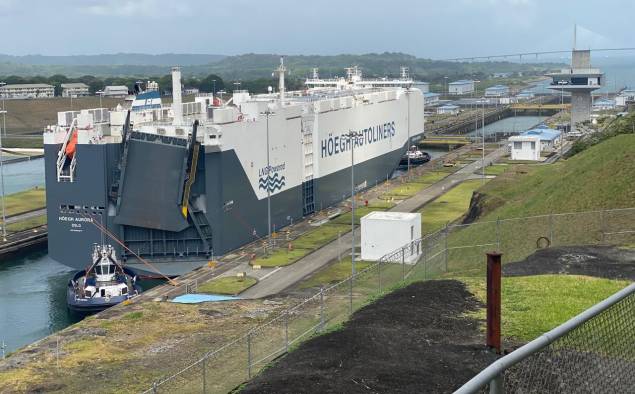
240;146;508;299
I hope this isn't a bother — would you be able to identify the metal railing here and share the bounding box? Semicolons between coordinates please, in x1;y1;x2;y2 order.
143;207;635;393
455;282;635;393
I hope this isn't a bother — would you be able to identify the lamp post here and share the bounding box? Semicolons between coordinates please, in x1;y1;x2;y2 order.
263;109;274;249
344;130;364;277
96;90;104;108
444;76;448;97
0;82;5;137
0;109;6;240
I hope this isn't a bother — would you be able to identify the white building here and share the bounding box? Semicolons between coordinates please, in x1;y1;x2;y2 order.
183;87;200;95
437;104;460;115
361;211;421;263
484;85;510;97
593;98;616;111
0;83;55;99
424;92;440;106
448;80;475;95
61;83;90;97
509;135;541;161
103;85;129;98
521;127;562;150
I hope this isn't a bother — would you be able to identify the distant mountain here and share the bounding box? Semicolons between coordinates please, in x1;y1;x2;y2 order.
0;53;225;66
0;52;563;82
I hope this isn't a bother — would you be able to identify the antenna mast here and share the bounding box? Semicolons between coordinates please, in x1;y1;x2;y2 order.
276;57;287;102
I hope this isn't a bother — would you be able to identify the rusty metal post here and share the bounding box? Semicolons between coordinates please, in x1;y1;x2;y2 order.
487;252;502;354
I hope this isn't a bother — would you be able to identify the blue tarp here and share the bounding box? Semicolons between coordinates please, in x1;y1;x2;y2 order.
171;294;241;304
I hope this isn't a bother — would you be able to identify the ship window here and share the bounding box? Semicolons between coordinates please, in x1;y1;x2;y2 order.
85;290;92;297
101;289;106;297
122;287;128;295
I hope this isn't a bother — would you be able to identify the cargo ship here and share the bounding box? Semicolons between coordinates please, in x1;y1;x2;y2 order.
44;60;424;276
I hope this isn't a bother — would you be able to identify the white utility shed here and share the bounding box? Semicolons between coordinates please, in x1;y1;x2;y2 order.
509;135;540;161
361;211;421;263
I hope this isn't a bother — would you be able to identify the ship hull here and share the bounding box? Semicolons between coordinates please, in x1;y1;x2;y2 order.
45;140;407;276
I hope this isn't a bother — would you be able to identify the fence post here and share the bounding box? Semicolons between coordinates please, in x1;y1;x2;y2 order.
319;286;325;332
496;217;501;250
349;276;353;316
284;311;289;353
202;357;206;393
423;242;427;280
378;258;382;292
444;222;449;272
549;213;554;246
486;252;502;354
401;247;406;280
489;374;504;394
152;382;157;394
247;332;252;379
600;209;606;243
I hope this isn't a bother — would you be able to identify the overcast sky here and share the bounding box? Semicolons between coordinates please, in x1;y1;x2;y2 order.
1;0;632;58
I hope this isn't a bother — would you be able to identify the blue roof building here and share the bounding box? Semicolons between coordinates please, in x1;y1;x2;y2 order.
484;85;510;97
520;126;562;150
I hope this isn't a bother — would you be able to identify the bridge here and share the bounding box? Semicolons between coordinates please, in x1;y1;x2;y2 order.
510;103;570;110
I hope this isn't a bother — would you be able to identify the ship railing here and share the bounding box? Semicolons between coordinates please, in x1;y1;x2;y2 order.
56;118;77;182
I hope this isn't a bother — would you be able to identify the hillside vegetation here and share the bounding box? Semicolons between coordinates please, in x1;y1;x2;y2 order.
477;133;635;219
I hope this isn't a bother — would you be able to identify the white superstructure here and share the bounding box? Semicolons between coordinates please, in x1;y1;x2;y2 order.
45;64;424;201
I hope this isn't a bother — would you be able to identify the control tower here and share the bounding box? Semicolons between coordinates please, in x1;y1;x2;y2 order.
548;47;603;133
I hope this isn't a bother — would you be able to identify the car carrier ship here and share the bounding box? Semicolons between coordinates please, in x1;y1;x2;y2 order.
44;60;424;276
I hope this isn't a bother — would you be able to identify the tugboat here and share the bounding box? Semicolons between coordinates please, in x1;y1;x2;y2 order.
67;244;141;313
399;145;431;167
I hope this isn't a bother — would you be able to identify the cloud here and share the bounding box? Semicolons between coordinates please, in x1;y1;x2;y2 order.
79;0;191;18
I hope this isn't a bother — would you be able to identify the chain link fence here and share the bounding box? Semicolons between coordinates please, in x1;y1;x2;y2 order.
144;207;635;393
456;282;635;393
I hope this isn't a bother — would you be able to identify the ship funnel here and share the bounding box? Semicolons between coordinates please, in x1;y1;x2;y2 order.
172;66;183;125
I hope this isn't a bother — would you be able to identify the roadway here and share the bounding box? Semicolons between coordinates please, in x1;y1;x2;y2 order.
239;145;508;299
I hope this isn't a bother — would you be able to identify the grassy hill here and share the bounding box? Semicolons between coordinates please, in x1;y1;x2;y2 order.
447;131;635;275
478;133;635;218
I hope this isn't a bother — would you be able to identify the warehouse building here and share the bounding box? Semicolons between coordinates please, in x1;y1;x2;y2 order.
424;92;440;106
61;83;90;97
484;85;510;97
103;85;129;98
448;80;475;95
0;83;55;99
437;104;460;115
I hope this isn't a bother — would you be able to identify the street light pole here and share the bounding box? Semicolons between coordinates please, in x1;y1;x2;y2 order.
345;130;363;277
0;109;6;240
0;82;5;137
96;90;104;108
265;110;273;249
481;100;485;183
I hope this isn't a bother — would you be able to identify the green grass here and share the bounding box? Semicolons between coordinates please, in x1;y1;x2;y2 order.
292;224;349;250
3;188;45;217
419;179;487;235
251;247;312;268
410;171;449;185
5;214;47;232
331;205;391;225
443;134;635;275
482;164;509;176
462;275;630;341
299;257;372;289
197;276;257;295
